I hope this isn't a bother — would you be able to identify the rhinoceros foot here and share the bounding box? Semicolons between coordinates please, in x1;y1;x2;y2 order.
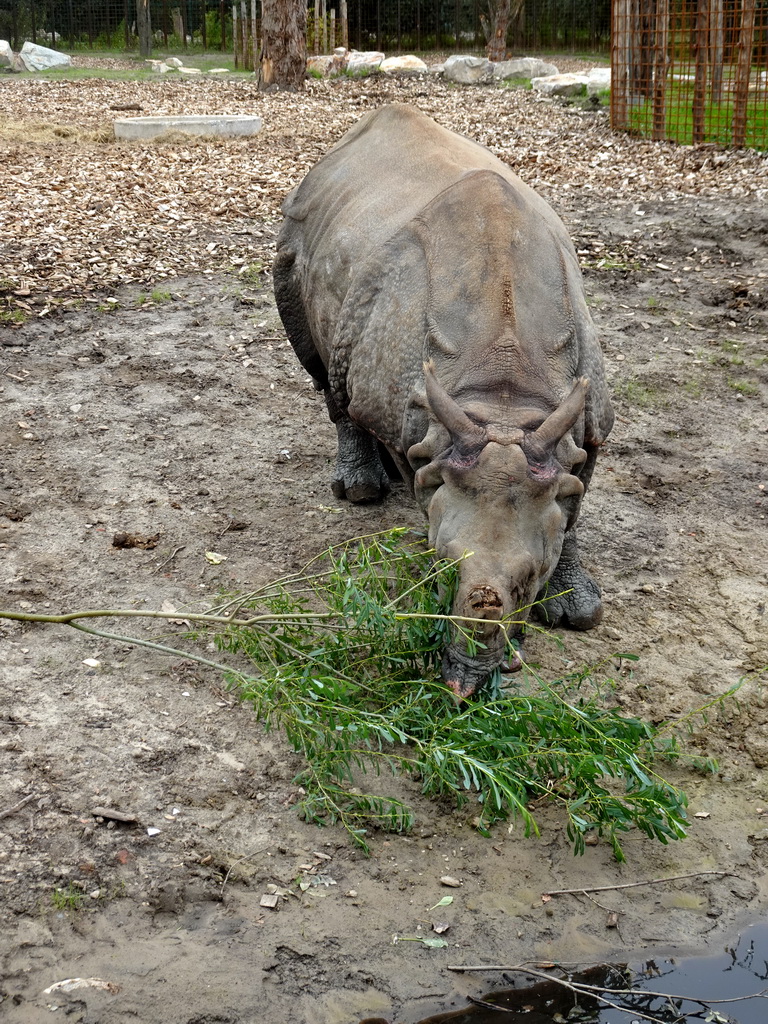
535;575;603;631
534;530;603;631
331;416;390;504
331;472;389;504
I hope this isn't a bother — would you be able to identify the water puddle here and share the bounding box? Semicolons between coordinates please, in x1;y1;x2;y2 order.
361;923;768;1024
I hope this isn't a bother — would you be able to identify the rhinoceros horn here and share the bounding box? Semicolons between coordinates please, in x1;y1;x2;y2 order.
423;361;487;457
534;377;589;448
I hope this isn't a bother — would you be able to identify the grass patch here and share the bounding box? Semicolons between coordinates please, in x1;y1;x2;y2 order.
614;378;665;409
0;309;27;326
205;529;692;859
626;81;768;150
500;75;533;90
52;883;85;912
727;377;759;396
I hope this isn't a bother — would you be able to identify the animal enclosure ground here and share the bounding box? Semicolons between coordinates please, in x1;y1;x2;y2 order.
1;62;767;1024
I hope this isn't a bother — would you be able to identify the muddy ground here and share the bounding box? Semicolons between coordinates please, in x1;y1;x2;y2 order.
1;62;768;1024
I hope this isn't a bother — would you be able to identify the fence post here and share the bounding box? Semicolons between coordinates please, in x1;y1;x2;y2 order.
611;0;631;132
233;3;239;66
340;0;348;49
240;0;248;68
709;0;724;104
251;0;258;70
732;0;756;147
652;0;669;139
692;0;709;144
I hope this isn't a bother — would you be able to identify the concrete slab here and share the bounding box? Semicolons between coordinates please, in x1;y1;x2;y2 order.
114;114;263;140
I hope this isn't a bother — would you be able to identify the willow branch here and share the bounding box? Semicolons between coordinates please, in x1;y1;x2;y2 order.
542;870;734;896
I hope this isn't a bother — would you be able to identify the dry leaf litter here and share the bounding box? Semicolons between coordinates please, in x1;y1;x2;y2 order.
1;56;766;321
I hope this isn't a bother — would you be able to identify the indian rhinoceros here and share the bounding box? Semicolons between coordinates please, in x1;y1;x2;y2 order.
273;103;614;699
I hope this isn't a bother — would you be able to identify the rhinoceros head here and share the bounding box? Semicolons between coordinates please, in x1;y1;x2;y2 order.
411;363;589;700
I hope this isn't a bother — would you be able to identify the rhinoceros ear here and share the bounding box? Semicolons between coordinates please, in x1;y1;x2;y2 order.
423;361;487;464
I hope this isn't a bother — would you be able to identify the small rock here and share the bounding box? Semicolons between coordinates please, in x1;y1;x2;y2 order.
640;583;656;594
440;875;462;888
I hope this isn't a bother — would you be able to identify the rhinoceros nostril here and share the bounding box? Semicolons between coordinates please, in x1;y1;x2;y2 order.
468;586;503;618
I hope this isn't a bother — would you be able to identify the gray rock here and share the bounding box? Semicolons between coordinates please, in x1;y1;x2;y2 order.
443;54;494;85
531;72;589;97
493;57;559;81
0;39;13;67
19;41;72;71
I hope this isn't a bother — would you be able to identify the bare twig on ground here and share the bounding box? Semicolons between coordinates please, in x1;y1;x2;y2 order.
0;792;36;820
542;869;734;896
152;545;185;573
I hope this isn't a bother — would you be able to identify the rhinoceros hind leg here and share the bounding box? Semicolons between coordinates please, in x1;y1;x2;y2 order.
331;417;390;504
534;530;603;631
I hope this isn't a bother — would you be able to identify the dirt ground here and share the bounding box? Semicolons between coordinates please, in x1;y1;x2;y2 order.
1;59;767;1024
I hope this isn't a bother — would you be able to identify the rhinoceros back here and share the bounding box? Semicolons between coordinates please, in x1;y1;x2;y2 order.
274;103;610;458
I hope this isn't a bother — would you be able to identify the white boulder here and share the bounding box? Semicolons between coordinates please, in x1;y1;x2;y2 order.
346;50;384;74
19;41;72;71
380;54;427;74
0;39;13;67
531;72;589;97
443;54;494;84
587;67;611;95
493;57;558;81
165;57;184;68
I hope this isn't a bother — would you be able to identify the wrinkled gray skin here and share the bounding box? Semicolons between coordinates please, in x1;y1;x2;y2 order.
274;104;614;700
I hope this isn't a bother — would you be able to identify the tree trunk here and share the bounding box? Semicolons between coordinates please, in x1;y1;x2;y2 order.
260;0;307;91
136;0;152;57
484;0;512;62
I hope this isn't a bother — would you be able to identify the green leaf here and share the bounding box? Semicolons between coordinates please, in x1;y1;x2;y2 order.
428;896;454;911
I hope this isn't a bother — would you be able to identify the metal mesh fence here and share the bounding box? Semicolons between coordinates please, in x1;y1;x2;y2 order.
611;0;768;150
1;1;610;55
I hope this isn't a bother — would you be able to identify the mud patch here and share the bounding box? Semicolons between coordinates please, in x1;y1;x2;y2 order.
1;103;767;1024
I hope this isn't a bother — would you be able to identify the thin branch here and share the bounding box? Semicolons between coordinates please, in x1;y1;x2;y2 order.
152;545;185;574
67;621;247;676
446;964;768;1021
0;792;37;820
0;607;332;627
542;870;734;896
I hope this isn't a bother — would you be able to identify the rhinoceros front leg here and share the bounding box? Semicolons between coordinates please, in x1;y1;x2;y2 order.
330;415;390;505
535;528;603;630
